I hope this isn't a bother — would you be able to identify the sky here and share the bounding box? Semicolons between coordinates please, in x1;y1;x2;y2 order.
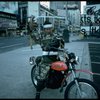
40;1;50;8
81;1;86;14
40;1;86;14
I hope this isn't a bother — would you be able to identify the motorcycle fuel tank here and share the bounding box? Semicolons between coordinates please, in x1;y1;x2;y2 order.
51;61;68;71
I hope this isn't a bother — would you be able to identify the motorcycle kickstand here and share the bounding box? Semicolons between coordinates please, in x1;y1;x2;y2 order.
60;80;67;93
60;83;64;93
35;92;40;99
60;87;63;93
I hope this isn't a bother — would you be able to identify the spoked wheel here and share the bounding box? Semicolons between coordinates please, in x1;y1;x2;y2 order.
31;65;38;88
64;78;100;99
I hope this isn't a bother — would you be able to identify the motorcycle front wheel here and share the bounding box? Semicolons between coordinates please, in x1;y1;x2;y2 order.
64;78;100;99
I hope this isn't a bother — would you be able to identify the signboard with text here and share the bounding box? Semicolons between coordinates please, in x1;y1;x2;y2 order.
81;4;100;35
84;4;100;15
0;2;18;14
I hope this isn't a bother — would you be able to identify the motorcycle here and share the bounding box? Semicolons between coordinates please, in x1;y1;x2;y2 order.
29;47;100;99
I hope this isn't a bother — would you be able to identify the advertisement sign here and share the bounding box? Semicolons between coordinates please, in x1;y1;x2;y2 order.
84;4;100;15
81;4;100;26
0;2;18;14
81;14;100;26
81;4;100;36
0;18;17;28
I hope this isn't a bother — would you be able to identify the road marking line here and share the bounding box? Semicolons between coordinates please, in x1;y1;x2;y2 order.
0;43;24;49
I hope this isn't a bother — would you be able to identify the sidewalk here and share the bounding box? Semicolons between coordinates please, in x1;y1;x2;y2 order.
66;34;92;81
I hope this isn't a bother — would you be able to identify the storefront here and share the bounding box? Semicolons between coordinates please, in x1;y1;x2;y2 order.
0;11;17;36
0;2;18;36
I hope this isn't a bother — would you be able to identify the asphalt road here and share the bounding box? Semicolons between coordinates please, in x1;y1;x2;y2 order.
0;36;29;53
0;35;69;99
0;37;87;99
0;35;99;99
0;44;65;99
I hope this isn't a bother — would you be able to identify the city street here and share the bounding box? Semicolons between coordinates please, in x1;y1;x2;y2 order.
0;35;90;99
0;43;67;99
0;44;41;99
0;36;29;53
0;1;100;99
0;35;100;99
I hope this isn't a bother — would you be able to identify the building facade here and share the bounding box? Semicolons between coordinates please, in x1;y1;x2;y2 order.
18;1;57;32
50;1;81;32
18;1;28;30
0;2;18;36
0;1;57;36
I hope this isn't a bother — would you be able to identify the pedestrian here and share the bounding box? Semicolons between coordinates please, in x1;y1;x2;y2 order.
63;28;70;43
34;20;65;98
27;16;38;49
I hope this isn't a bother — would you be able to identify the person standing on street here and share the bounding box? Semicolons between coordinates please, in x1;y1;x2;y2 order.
27;16;38;49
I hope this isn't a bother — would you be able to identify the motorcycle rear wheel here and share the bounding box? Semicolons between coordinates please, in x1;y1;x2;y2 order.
64;78;100;99
31;65;38;88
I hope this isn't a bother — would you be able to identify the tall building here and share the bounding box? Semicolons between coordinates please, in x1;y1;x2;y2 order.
50;1;81;11
0;2;18;37
18;1;28;30
50;1;81;31
50;1;66;10
18;1;57;32
67;1;81;27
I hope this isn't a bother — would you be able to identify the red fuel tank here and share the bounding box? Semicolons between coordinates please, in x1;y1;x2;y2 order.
51;61;68;71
